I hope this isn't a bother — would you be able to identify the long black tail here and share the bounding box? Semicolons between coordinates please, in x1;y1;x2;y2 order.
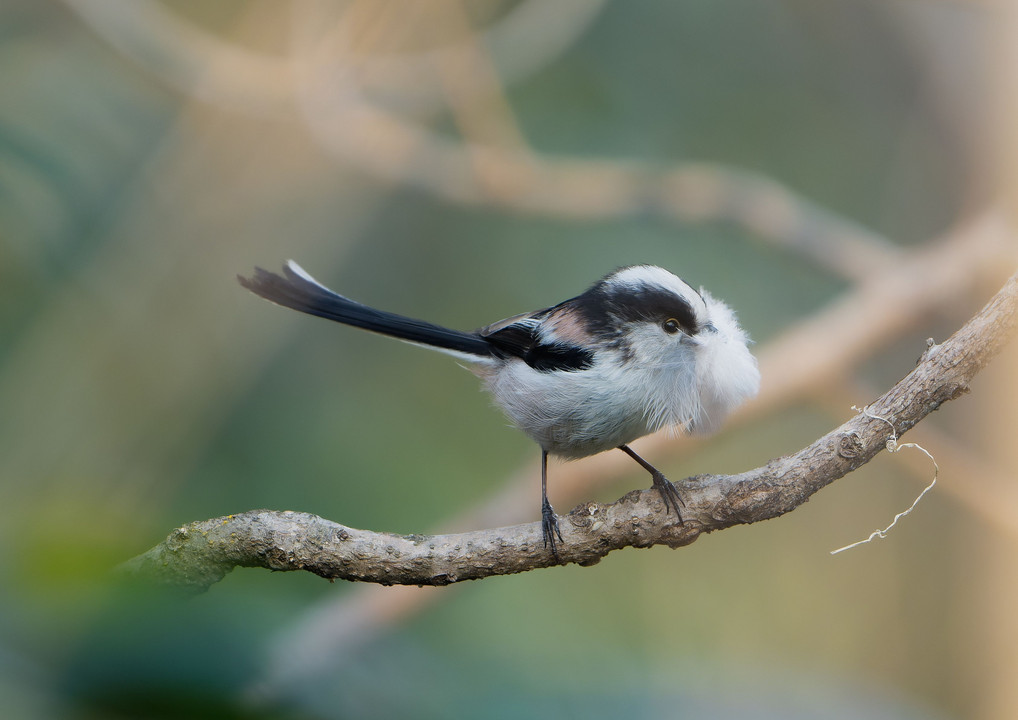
238;261;497;360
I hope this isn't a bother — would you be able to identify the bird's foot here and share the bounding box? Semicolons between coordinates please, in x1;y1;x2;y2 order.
651;471;685;523
541;497;563;558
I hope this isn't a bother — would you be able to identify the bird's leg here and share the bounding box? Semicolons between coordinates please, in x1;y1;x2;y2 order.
618;444;684;523
541;450;563;556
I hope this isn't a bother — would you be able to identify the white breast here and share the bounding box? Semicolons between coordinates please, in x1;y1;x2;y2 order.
480;350;698;458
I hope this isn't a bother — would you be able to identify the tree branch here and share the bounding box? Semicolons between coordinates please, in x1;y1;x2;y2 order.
122;269;1018;592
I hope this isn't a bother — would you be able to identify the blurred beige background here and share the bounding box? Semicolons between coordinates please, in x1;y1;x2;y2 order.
1;1;1017;718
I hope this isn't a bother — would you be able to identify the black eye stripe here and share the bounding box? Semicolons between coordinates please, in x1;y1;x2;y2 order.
568;277;700;338
613;288;698;334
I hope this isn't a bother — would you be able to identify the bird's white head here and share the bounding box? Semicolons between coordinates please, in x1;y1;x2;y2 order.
584;265;760;434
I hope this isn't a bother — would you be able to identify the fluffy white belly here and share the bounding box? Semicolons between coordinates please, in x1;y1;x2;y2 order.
481;359;678;459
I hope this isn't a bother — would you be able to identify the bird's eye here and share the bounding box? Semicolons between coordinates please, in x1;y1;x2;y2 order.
662;318;681;334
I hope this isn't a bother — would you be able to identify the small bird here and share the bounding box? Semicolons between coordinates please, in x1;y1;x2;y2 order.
239;262;760;555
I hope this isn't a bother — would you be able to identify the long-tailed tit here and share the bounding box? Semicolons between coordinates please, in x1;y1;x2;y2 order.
239;262;760;555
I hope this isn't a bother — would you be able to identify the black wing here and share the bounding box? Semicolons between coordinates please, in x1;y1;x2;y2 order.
480;310;594;372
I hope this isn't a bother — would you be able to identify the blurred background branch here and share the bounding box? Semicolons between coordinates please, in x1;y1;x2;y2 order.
64;0;897;276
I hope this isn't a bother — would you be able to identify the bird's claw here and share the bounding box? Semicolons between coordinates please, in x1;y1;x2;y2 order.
541;497;563;558
651;472;685;523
